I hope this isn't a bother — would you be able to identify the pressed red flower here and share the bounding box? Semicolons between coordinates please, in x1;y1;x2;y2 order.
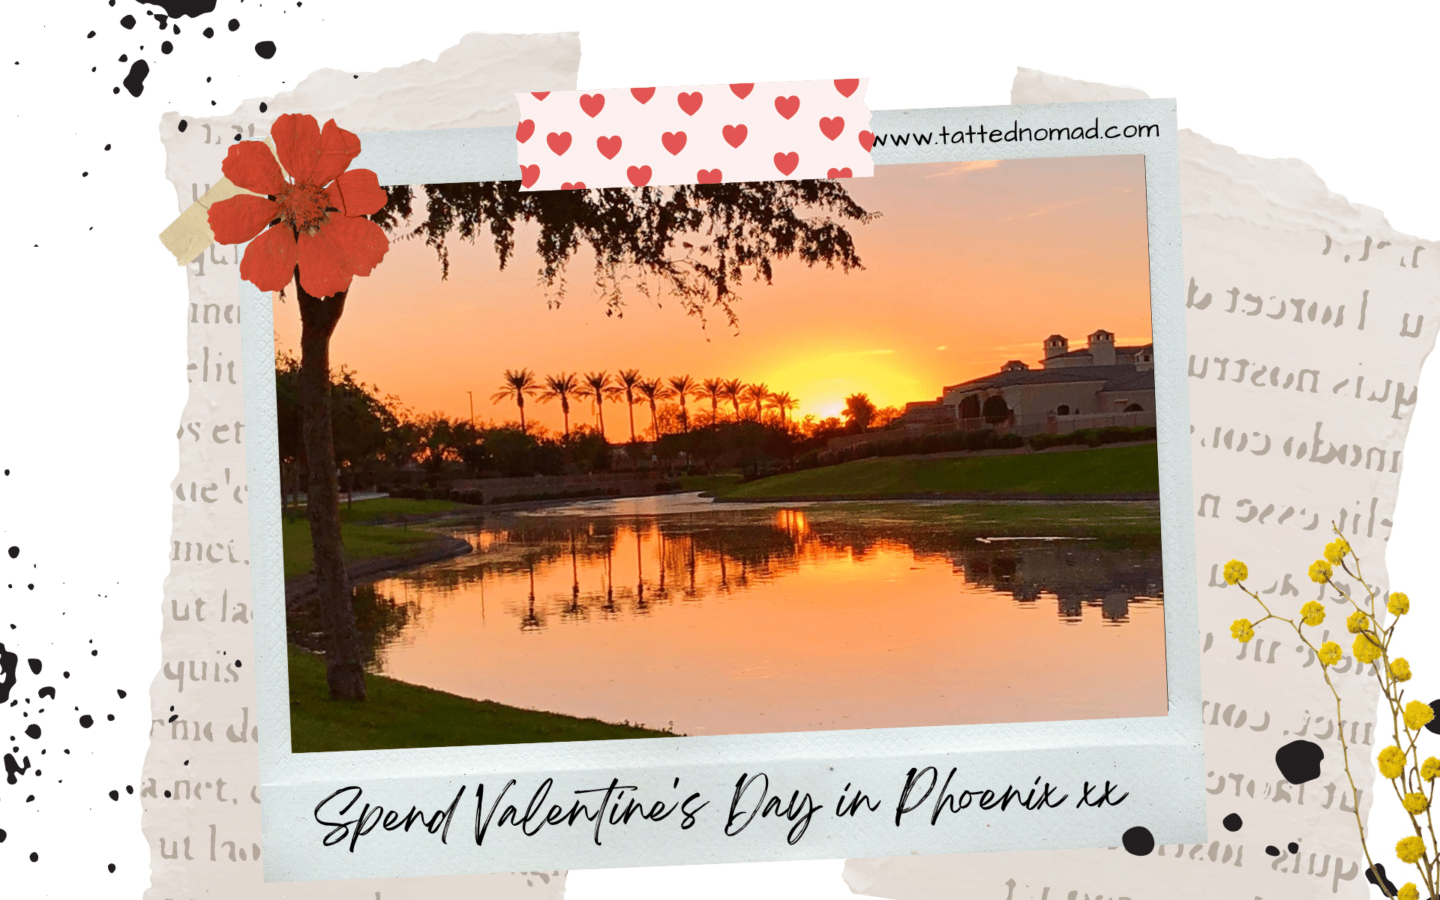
207;114;389;298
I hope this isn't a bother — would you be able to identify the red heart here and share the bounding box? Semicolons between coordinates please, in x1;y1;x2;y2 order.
580;93;606;117
696;169;722;184
834;79;859;98
774;95;800;120
819;116;845;140
521;164;540;188
677;91;704;116
546;132;572;156
662;131;687;155
515;119;535;143
596;135;622;159
826;167;853;179
531;91;550;100
729;83;754;99
773;152;799;176
631;87;655;104
722;124;748;148
561;182;586;190
627;165;652;187
858;130;874;152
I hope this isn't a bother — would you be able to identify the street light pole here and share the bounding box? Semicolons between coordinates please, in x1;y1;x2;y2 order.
467;391;475;428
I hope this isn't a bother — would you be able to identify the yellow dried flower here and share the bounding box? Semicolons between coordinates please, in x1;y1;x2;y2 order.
1403;700;1435;731
1230;618;1255;643
1395;835;1425;864
1388;591;1410;615
1346;610;1370;634
1352;634;1383;664
1309;559;1333;583
1399;884;1419;900
1389;658;1412;682
1324;537;1351;563
1223;560;1248;585
1421;757;1440;781
1300;601;1325;626
1402;792;1430;815
1317;641;1343;666
1378;746;1407;780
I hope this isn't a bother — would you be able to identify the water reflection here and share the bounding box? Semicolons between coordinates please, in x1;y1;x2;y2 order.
296;498;1168;737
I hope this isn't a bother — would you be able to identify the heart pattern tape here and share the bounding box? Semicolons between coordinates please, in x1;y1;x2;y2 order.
515;79;872;191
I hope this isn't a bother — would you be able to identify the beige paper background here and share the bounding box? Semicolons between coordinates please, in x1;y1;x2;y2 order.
146;32;581;899
843;68;1438;900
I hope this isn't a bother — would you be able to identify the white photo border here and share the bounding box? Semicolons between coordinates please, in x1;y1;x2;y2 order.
243;98;1201;880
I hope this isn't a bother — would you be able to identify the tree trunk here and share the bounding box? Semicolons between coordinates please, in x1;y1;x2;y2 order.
296;281;367;701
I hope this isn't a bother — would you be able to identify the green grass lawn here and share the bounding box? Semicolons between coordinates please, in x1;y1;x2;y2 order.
287;644;674;752
281;497;471;578
281;520;442;578
713;443;1159;501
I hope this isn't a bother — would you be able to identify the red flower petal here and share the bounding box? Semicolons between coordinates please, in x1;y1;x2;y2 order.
329;168;386;217
271;113;322;184
221;141;286;195
208;194;279;245
238;224;299;293
312;119;362;187
295;215;389;298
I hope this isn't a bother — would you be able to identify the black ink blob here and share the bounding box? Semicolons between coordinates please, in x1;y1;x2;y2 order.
23;725;38;740
6;547;17;558
1426;699;1440;735
228;18;239;30
122;60;149;98
1265;845;1280;856
138;0;216;15
0;644;17;703
29;852;37;862
4;752;30;784
1121;826;1154;856
109;790;118;800
78;714;93;728
1287;841;1299;853
259;101;268;113
1275;739;1324;784
37;687;53;700
0;829;5;841
161;41;173;54
177;119;187;132
203;26;213;37
116;689;126;699
108;864;115;873
120;14;136;28
1365;862;1399;897
1221;813;1243;832
26;659;40;675
254;40;275;59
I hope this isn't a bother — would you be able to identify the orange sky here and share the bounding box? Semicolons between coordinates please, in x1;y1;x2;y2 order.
273;155;1153;434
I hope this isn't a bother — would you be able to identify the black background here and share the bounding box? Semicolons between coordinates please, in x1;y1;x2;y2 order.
5;5;1434;892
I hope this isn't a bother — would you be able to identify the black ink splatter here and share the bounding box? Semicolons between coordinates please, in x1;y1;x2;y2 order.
1265;845;1280;856
254;41;276;59
116;690;125;699
138;0;217;15
120;14;136;28
161;41;173;55
1287;841;1299;853
37;688;53;700
259;101;268;112
6;547;17;559
1121;826;1154;856
177;119;188;133
1365;862;1399;897
4;753;30;784
1275;739;1324;784
228;18;240;31
78;715;93;729
0;644;16;702
109;790;118;800
26;659;40;676
1426;699;1440;735
202;26;213;38
23;725;39;740
1221;813;1242;832
121;60;149;98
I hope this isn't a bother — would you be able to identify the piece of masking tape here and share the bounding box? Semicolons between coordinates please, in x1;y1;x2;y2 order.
159;137;274;266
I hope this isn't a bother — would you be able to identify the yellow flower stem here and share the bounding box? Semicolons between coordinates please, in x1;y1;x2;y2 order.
1326;528;1438;898
1238;581;1396;897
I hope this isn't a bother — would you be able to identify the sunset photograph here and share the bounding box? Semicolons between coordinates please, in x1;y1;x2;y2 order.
275;156;1167;752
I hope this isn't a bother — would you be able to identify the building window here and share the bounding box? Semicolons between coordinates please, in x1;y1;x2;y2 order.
1056;404;1070;416
959;395;980;420
1124;402;1144;412
982;396;1011;425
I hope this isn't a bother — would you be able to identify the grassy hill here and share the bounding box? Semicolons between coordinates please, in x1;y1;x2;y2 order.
711;443;1159;501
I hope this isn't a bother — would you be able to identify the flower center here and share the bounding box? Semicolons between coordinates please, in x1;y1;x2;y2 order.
276;181;332;235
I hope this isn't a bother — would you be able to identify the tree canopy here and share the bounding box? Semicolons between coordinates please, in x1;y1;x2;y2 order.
373;179;878;331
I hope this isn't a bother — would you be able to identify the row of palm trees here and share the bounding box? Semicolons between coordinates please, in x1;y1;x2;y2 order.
491;368;800;441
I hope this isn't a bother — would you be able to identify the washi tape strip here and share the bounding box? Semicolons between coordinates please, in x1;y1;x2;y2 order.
515;79;873;190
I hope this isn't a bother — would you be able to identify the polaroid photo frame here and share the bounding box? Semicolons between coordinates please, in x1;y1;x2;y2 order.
243;97;1201;880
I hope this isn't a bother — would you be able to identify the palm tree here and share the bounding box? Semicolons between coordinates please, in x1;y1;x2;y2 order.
700;377;725;426
772;391;798;428
540;372;581;438
667;374;699;431
579;370;618;440
743;382;770;421
635;377;673;440
843;392;877;432
615;368;643;442
491;368;541;432
721;378;744;422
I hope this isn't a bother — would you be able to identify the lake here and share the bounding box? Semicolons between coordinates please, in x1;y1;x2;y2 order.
328;494;1167;738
